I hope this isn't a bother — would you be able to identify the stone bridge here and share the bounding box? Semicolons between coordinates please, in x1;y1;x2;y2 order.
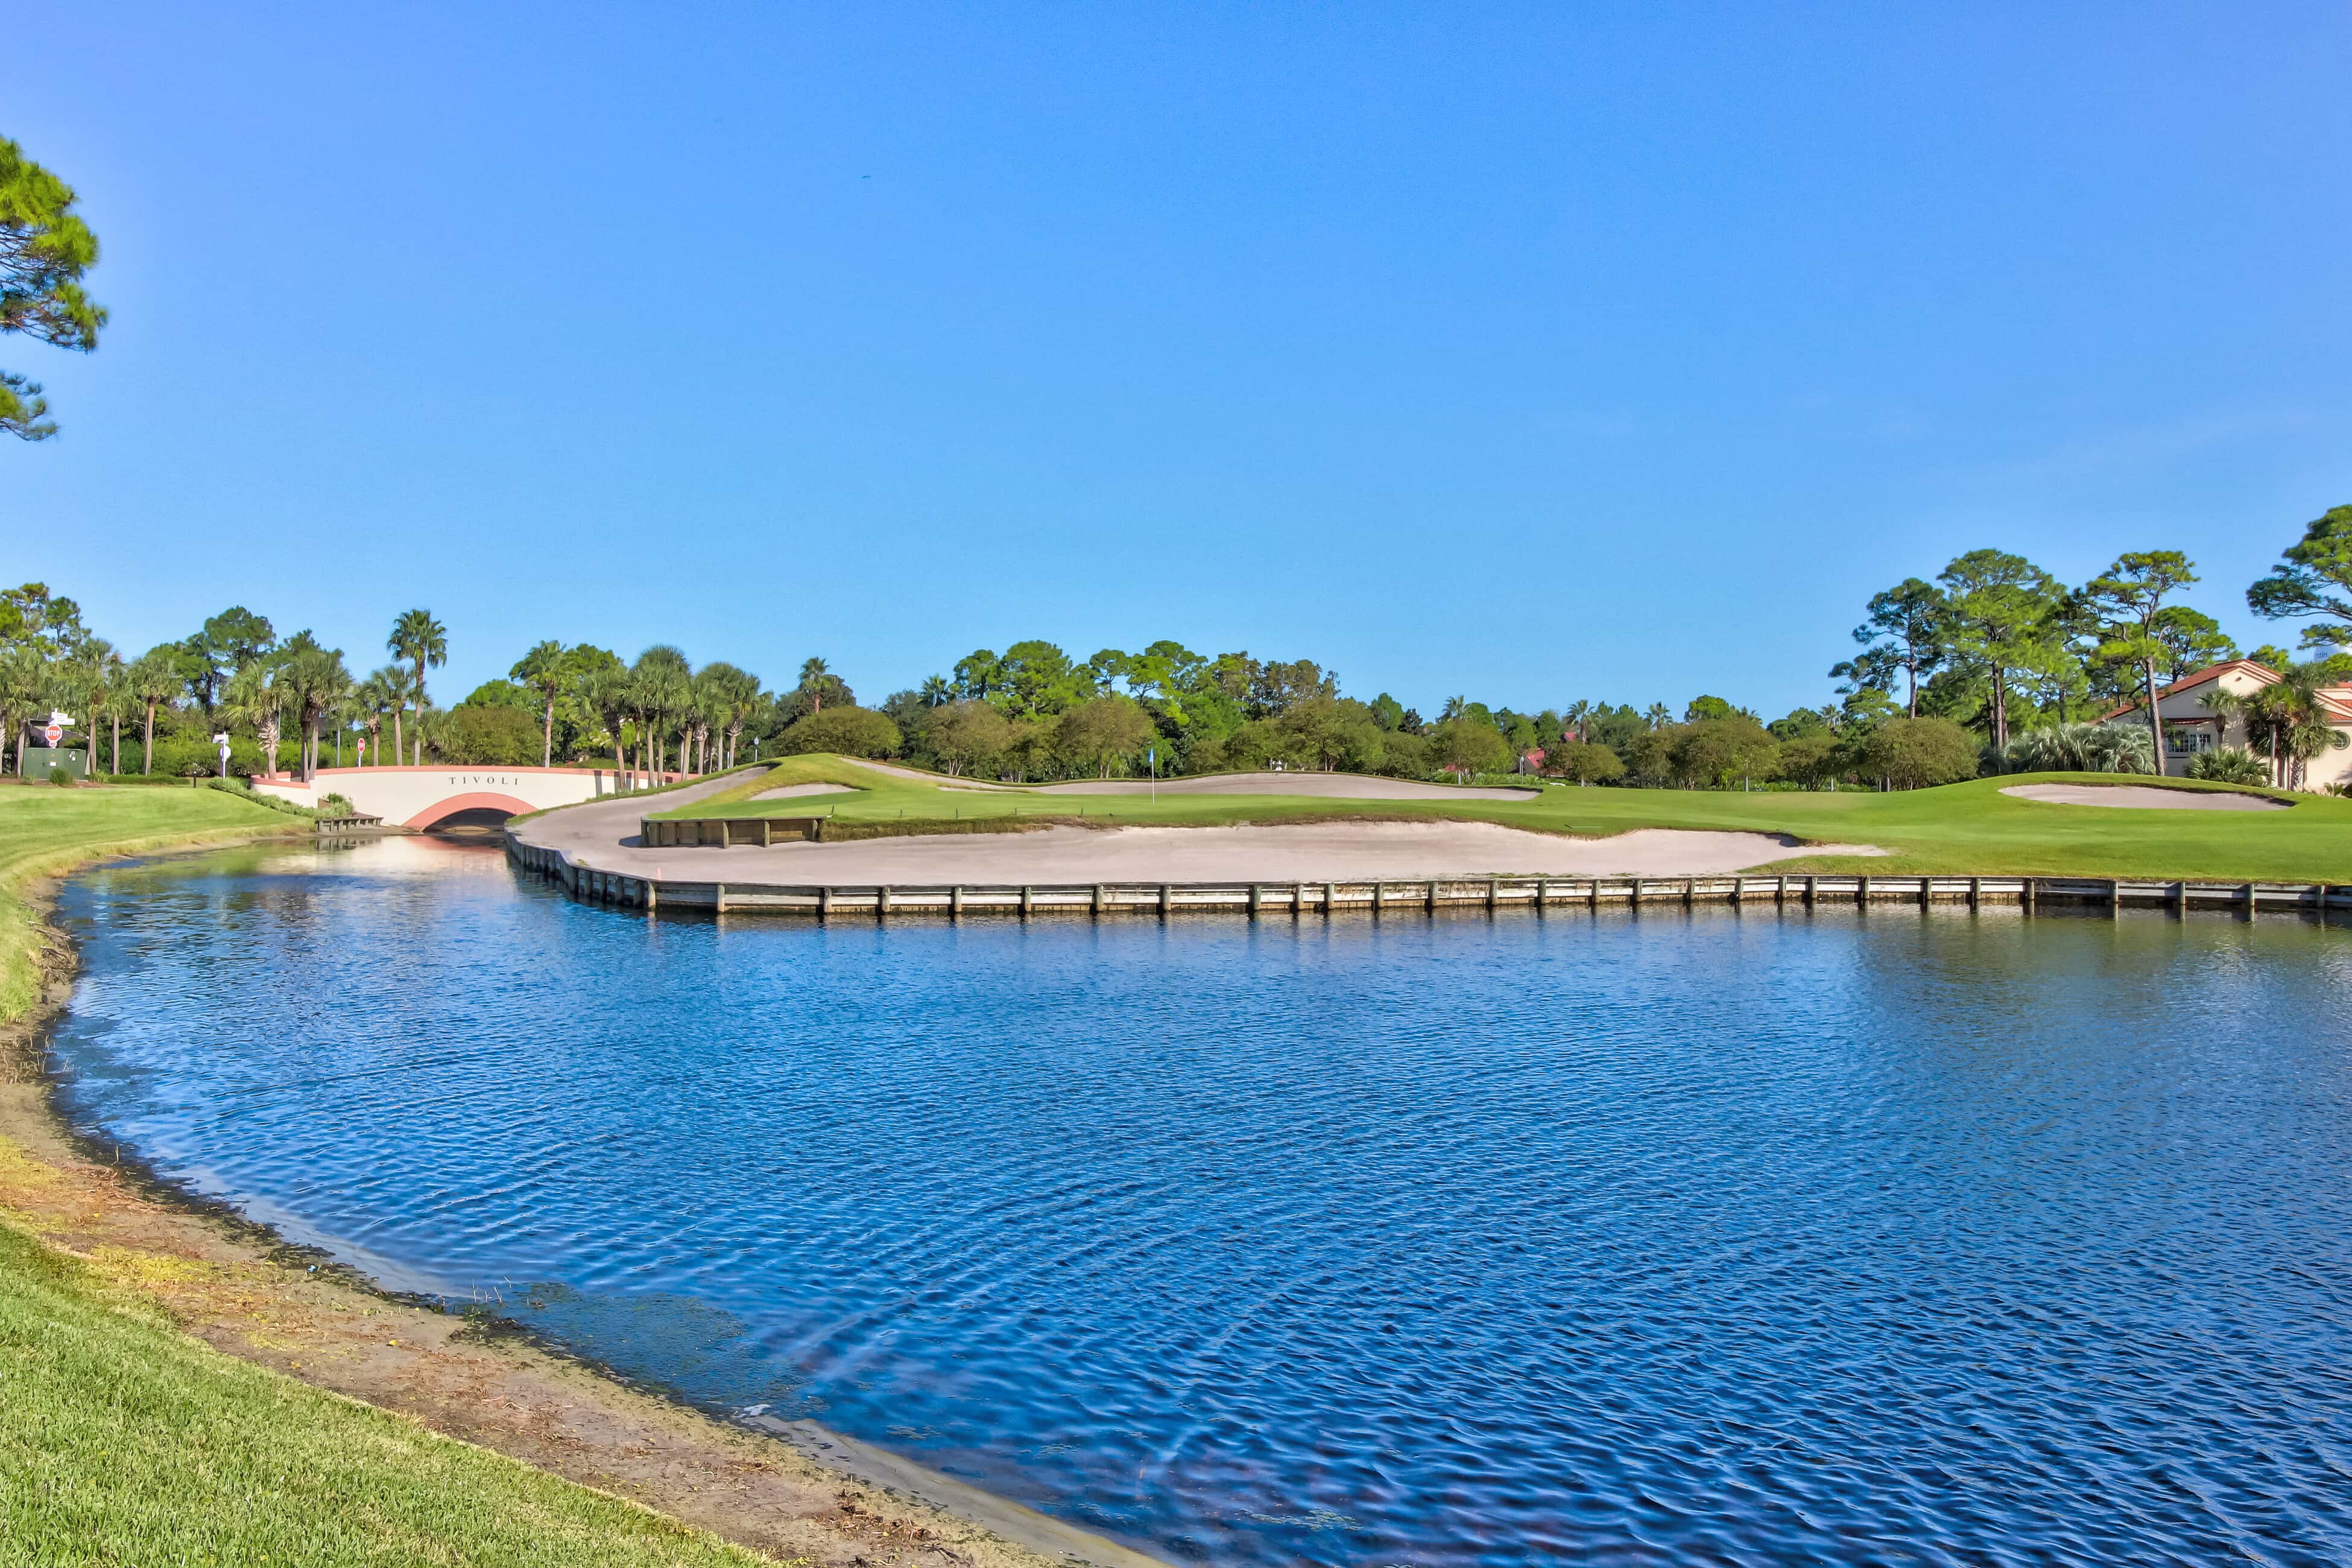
252;765;669;829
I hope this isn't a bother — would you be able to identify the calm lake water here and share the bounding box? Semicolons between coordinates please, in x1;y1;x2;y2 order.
50;836;2352;1566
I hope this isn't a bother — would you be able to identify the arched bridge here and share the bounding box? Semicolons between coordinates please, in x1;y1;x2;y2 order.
253;766;666;829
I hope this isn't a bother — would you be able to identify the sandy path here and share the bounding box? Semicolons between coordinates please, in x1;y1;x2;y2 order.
853;761;1539;800
517;792;1881;881
2001;783;2289;812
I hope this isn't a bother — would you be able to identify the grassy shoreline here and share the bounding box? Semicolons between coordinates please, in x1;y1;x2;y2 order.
642;758;2352;882
0;786;1149;1568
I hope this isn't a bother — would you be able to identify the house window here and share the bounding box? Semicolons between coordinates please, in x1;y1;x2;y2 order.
2165;726;2213;754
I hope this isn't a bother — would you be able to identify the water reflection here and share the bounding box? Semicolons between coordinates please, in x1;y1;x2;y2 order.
50;838;2352;1565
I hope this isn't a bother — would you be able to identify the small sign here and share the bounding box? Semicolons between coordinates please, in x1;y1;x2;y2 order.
42;724;62;746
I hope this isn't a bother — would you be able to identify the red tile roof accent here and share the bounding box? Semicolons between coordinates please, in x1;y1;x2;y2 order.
2100;659;2280;722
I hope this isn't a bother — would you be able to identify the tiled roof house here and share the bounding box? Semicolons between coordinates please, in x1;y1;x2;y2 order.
2101;659;2352;791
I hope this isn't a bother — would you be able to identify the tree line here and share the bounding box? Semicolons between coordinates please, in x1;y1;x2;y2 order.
7;507;2352;791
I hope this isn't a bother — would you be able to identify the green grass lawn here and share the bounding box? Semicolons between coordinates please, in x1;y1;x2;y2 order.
0;1222;761;1567
654;757;2352;880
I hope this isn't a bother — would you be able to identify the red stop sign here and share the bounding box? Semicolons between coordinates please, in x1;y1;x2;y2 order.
42;725;62;746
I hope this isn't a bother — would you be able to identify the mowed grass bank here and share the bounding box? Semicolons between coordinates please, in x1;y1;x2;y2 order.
654;758;2352;881
0;1224;761;1567
0;786;770;1567
0;783;305;1022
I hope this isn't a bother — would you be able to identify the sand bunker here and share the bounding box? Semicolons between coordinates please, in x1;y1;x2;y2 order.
855;761;1537;801
2001;783;2289;812
754;782;865;801
1034;771;1540;801
523;782;1881;882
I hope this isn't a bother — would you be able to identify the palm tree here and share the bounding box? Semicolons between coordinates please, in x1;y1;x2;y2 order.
1643;703;1672;730
1563;700;1595;744
799;657;831;713
511;639;568;768
2242;672;2324;788
693;662;760;771
919;674;952;708
632;646;691;776
387;609;447;764
2197;685;2246;767
223;663;288;778
128;647;183;776
584;664;636;782
98;657;137;774
51;639;113;779
278;637;352;782
414;703;454;762
357;666;406;765
0;645;47;776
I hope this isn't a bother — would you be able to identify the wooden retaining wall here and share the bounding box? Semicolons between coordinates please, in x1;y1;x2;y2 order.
506;836;2351;920
639;815;823;847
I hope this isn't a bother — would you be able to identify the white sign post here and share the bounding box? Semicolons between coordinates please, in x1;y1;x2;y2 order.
213;732;231;782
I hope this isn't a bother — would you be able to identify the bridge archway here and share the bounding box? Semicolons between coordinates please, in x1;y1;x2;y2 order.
405;791;536;830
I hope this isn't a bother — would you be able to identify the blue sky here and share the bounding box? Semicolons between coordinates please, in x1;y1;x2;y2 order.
8;4;2350;718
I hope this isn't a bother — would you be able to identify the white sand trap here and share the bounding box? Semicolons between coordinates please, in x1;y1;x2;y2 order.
855;760;1537;801
1035;770;1540;801
2002;783;2289;812
521;788;1883;882
754;782;866;801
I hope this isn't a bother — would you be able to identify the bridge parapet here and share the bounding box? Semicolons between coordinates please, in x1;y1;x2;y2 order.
254;765;676;829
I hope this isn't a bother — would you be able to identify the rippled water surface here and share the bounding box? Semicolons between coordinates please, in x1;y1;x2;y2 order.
51;837;2352;1565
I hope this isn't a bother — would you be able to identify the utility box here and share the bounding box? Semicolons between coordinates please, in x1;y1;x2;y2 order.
19;747;89;780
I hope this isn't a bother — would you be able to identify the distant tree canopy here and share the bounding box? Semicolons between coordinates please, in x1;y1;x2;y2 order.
1;137;104;441
33;501;2352;792
781;705;900;759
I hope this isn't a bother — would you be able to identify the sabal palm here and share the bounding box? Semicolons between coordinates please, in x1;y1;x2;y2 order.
355;668;406;766
919;675;952;709
51;639;113;776
696;662;760;769
128;648;182;775
512;639;568;767
223;663;288;777
90;651;136;774
632;646;691;774
280;643;352;782
583;664;636;776
2242;673;2323;788
0;646;47;776
412;703;455;763
1643;703;1671;730
387;609;447;760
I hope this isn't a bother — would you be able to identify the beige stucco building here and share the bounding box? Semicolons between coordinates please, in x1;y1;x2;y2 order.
2104;659;2352;791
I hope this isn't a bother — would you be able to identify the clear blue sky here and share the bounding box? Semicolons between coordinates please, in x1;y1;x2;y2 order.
9;4;2350;718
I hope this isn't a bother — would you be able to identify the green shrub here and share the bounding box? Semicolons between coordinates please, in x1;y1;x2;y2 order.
2186;746;2271;786
1854;716;1981;790
780;706;902;759
48;767;71;787
2002;722;2154;775
438;704;540;766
